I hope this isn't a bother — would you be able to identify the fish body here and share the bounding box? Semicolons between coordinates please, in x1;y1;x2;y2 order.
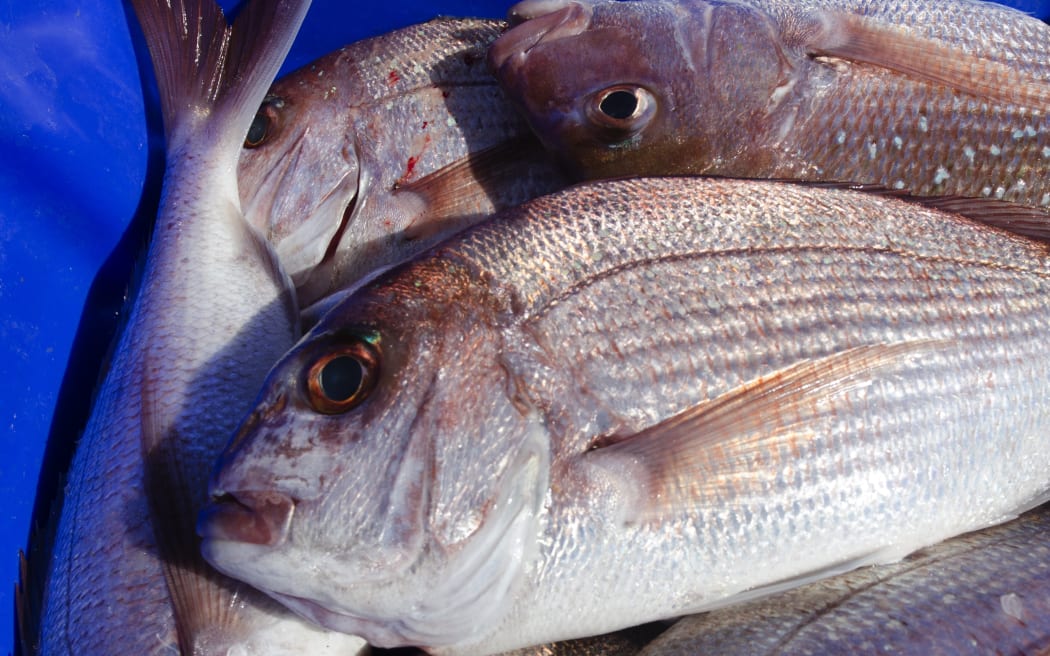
199;176;1050;654
237;17;568;308
641;503;1050;655
489;0;1050;217
33;0;363;653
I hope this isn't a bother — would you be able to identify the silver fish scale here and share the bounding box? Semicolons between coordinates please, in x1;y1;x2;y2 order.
442;177;1050;651
641;505;1050;655
776;55;1049;205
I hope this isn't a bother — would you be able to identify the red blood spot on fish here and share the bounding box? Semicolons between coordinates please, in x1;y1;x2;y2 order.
422;121;429;130
397;134;433;186
388;69;400;85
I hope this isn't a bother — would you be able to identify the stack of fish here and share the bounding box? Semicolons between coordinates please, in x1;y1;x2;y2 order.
21;0;1050;654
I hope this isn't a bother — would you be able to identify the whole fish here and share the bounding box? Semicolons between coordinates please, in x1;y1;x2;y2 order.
29;0;363;653
489;0;1050;236
236;17;568;309
198;176;1050;654
639;503;1050;655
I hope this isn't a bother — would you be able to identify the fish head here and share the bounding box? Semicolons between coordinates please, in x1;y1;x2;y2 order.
490;0;795;179
198;257;551;649
241;18;566;309
238;49;362;291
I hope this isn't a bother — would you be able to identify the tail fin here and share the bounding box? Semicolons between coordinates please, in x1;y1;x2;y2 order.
129;0;311;149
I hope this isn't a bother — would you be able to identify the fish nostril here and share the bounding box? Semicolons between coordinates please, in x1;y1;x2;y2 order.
197;490;295;547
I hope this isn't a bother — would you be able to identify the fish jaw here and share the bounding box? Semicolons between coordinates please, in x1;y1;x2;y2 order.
200;268;553;649
242;420;550;649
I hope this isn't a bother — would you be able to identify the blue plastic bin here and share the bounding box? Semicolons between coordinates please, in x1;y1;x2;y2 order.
2;0;1049;652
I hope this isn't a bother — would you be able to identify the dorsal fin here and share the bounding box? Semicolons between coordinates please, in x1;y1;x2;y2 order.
808;11;1050;110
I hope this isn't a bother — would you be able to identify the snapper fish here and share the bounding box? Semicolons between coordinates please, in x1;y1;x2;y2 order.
26;0;364;653
236;17;568;310
199;176;1050;654
489;0;1050;239
640;503;1050;655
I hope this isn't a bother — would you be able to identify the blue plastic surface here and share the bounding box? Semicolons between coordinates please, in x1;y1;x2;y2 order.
2;0;1049;653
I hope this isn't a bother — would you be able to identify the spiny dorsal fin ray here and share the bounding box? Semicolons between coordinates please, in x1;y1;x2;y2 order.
808;11;1050;110
587;341;945;524
129;0;312;148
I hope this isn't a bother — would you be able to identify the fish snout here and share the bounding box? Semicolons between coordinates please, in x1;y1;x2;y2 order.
197;489;295;547
488;1;593;76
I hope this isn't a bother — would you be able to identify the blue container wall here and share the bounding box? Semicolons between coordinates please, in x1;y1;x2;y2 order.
2;0;1049;653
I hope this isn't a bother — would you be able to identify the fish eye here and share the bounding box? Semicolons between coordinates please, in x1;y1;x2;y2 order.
244;96;284;149
304;338;380;414
586;85;656;141
599;89;639;120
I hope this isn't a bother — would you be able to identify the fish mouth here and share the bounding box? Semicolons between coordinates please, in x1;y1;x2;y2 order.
252;419;551;649
197;489;295;547
488;1;594;75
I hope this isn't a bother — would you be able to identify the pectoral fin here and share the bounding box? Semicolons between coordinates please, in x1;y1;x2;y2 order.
807;11;1050;109
400;137;562;242
587;342;943;524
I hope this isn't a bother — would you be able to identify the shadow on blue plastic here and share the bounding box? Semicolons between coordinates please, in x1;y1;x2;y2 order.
3;1;1050;654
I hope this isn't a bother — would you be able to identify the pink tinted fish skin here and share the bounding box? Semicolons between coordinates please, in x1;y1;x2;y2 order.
490;0;1050;210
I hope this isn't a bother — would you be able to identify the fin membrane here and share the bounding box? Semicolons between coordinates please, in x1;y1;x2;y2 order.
400;137;561;242
587;341;944;523
808;11;1050;109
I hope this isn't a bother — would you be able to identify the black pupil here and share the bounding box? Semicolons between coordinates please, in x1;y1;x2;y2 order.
245;112;269;147
320;356;363;402
599;90;639;120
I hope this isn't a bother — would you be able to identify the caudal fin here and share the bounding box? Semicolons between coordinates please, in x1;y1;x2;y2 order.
129;0;311;150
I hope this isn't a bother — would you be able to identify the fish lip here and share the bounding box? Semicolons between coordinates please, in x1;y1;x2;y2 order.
488;1;594;76
197;489;295;547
